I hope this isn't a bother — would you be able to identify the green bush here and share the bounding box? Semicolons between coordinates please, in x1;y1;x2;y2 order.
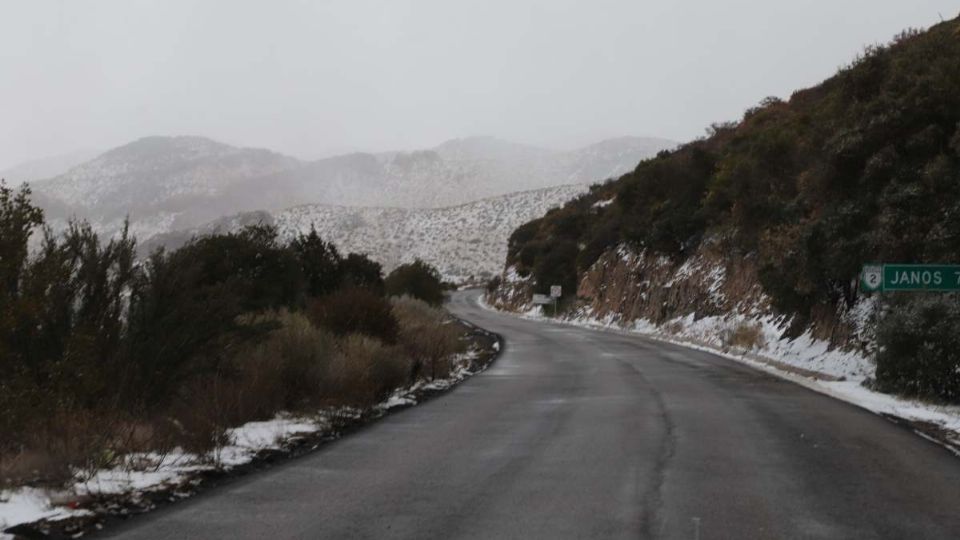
532;239;578;297
485;275;502;294
0;186;463;482
291;227;385;297
291;227;343;297
1;182;140;444
385;259;445;306
177;224;304;312
122;241;269;411
307;287;399;344
875;295;960;403
340;253;385;294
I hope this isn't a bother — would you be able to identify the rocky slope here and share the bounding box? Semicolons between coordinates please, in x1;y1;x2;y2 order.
487;238;874;381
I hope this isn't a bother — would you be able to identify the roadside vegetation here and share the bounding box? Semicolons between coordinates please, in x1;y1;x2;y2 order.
875;295;960;403
499;17;960;402
0;186;464;486
385;259;446;306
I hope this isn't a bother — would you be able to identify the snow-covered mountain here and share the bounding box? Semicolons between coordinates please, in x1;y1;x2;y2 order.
146;185;589;282
29;135;673;240
233;135;674;209
32;136;300;239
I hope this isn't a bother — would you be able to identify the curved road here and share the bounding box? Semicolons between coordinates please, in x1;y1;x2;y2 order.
101;290;960;539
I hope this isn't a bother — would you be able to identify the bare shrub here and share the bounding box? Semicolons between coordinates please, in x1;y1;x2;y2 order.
1;409;132;485
157;310;335;457
721;321;766;351
663;321;684;335
392;296;465;380
324;334;411;406
235;310;335;411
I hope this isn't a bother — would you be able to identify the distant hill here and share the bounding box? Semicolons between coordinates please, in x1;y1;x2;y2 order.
145;185;589;282
31;136;300;239
28;135;674;240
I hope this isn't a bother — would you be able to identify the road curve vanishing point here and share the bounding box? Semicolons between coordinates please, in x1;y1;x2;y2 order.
99;290;960;540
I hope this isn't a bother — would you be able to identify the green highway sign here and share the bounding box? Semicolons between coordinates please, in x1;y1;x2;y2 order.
861;264;960;292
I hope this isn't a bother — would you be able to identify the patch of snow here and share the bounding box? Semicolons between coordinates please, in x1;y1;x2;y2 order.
0;488;88;536
381;395;417;410
592;197;615;208
217;417;321;467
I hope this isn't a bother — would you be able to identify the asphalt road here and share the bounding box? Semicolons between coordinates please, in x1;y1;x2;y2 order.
100;290;960;539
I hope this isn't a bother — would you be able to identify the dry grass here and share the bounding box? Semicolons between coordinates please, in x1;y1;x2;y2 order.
0;409;138;485
324;335;411;406
663;321;685;335
164;310;337;456
721;321;766;351
1;302;467;486
392;296;465;380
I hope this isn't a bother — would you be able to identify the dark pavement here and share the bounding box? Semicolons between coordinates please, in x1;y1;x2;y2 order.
100;289;960;539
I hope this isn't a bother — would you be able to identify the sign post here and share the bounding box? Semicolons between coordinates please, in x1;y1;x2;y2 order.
861;263;960;368
550;285;562;317
532;294;552;305
861;264;960;293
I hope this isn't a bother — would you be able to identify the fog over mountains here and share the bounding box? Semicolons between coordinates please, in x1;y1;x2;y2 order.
0;149;101;187
24;134;673;239
13;134;672;279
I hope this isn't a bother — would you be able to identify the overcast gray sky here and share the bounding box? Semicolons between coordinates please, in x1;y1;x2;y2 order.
1;0;956;168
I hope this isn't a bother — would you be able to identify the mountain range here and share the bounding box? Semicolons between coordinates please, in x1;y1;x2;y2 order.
26;135;674;241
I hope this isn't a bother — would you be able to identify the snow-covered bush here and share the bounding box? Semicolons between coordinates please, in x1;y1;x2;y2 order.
876;295;960;403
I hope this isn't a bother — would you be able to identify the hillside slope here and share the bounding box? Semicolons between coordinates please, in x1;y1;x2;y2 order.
33;136;300;238
489;17;960;389
146;185;587;282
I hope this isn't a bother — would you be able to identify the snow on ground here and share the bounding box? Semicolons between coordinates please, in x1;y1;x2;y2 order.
592;197;615;208
644;310;872;381
0;348;490;536
0;489;86;539
1;414;323;535
478;293;960;453
273;185;588;283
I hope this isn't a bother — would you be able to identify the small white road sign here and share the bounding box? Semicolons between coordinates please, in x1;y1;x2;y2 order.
532;294;553;305
550;285;562;298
